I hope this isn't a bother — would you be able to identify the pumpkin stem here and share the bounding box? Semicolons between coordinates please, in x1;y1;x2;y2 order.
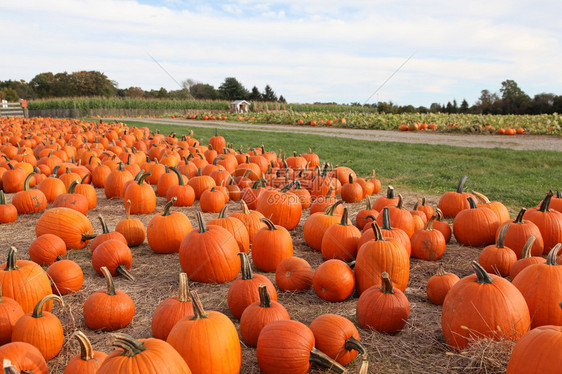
437;262;447;276
196;211;208;233
169;166;184;186
162;197;177;216
68;180;79;194
386;185;395;199
467;197;478;209
32;294;63;318
538;190;553;213
396;194;404;209
471;260;493;284
496;224;509;248
521;235;536;259
0;190;7;205
111;333;146;357
339;208;350;226
380;272;394;294
4;247;19;271
435;208;444;221
471;190;490;204
116;265;135;281
125;200;132;220
364;195;372;210
137;172;151;185
370;222;386;242
239;252;254;280
546;243;561;265
56;254;64;261
98;215;110;234
258;284;271;308
177;272;191;302
344;335;366;355
309;347;346;374
326;200;343;216
23;172;35;191
189;291;209;320
280;180;296;192
240;200;250;214
513;208;526;224
217;205;228;219
424;215;436;231
381;207;392;230
358;359;370;374
74;331;95;361
456;175;468;193
260;217;278;231
100;266;117;295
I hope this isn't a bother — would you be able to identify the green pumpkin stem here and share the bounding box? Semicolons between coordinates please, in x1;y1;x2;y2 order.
280;180;296;192
116;265;135;281
344;335;366;355
111;333;146;357
260;217;278;231
32;294;63;318
23;172;35;191
309;347;346;374
258;284;271;308
0;190;7;205
239;253;254;280
521;235;536;259
326;200;343;216
339;208;349;226
178;273;191;302
137;172;151;185
456;175;468;193
4;247;19;271
80;174;89;184
513;208;526;224
169;167;184;186
380;272;394;294
218;206;228;219
56;254;64;261
74;331;95;361
471;260;493;284
189;291;209;320
162;198;177;216
546;243;561;265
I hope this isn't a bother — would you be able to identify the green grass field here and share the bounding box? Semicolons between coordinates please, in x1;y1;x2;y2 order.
122;120;560;210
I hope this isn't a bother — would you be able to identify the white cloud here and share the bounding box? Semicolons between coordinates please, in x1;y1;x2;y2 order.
1;0;561;106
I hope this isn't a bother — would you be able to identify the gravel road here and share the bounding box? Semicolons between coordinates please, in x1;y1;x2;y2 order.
115;118;561;152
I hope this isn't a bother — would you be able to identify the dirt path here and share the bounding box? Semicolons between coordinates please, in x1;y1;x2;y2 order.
116;117;561;152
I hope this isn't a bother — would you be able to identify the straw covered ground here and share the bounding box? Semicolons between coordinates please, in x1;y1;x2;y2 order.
1;189;517;374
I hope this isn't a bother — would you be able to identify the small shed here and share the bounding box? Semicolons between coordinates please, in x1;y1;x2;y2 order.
230;100;251;113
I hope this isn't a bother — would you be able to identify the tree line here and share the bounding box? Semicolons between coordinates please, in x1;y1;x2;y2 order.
1;72;561;115
0;71;286;103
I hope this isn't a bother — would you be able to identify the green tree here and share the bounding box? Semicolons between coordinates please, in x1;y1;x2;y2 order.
475;89;500;114
499;79;531;114
459;99;469;113
0;87;19;101
262;85;278;101
190;83;218;100
278;95;286;103
249;86;262;101
218;77;249;100
30;72;56;98
531;93;555;114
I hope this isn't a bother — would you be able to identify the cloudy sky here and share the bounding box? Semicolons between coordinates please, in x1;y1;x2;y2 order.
1;0;561;106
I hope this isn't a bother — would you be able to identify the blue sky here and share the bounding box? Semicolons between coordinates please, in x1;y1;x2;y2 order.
1;0;561;106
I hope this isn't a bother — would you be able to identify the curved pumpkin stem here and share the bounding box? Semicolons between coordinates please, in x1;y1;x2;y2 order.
258;284;271;308
98;215;110;234
339;208;350;226
380;272;394;294
471;260;493;284
189;291;209;320
0;190;7;205
326;200;343;216
496;224;509;248
424;215;436;231
74;331;95;361
101;266;117;296
471;190;491;204
435;208;445;221
169;166;184;186
217;206;228;219
239;252;254;280
396;194;404;209
177;272;191;302
4;247;19;271
344;335;366;355
162;197;177;217
32;294;64;318
364;195;372;210
309;347;346;374
456;175;468;193
137;172;151;186
546;243;561;265
513;208;526;224
521;235;536;259
68;180;79;194
467;197;478;209
260;217;278;231
116;265;135;281
23;172;35;191
111;333;146;357
240;200;250;215
370;222;385;242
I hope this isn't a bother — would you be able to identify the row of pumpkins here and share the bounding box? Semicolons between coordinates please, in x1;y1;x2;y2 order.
0;117;560;373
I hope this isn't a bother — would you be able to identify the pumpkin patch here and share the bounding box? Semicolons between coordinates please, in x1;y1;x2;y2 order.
0;116;558;372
